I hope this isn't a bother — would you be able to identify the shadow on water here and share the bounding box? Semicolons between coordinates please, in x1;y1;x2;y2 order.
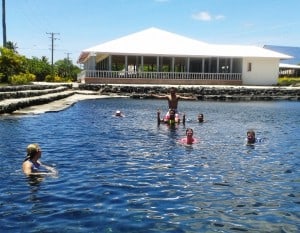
27;175;44;187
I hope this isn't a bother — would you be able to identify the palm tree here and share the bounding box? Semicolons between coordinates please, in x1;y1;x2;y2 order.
5;41;18;53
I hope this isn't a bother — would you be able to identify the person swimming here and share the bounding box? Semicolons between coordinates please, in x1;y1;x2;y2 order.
115;110;124;117
157;108;180;125
180;128;197;145
22;143;57;176
198;113;204;123
246;130;263;144
163;109;180;124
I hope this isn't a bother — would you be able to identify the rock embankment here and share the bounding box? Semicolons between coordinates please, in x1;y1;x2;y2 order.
0;85;71;101
0;83;299;114
0;84;74;114
79;84;300;101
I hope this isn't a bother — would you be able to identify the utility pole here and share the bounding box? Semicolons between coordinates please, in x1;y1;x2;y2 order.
65;52;71;78
65;52;71;61
2;0;6;47
46;32;59;79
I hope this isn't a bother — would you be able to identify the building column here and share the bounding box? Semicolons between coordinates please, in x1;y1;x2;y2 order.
217;57;220;73
171;57;175;72
156;56;159;72
202;58;205;73
186;57;190;72
141;56;144;72
88;53;96;70
108;55;112;71
230;58;233;73
125;55;128;72
135;56;139;72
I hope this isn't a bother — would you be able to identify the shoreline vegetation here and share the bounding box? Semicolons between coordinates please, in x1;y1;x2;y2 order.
0;83;299;115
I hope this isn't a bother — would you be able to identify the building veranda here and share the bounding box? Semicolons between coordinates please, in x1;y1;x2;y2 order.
78;28;292;86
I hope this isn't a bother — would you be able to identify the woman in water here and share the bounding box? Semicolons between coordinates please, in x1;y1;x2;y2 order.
180;128;197;145
22;143;57;176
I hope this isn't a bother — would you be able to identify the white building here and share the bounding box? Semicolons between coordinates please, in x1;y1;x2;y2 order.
78;27;292;86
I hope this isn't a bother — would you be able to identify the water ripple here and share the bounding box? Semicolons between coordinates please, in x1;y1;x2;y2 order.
0;99;299;232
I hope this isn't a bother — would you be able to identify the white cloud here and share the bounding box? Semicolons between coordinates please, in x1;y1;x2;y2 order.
192;11;212;21
192;11;225;21
215;14;225;20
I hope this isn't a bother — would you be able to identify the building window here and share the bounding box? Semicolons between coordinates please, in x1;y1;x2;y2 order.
247;62;252;72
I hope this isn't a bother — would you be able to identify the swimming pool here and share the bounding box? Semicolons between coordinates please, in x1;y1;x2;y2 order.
0;98;299;232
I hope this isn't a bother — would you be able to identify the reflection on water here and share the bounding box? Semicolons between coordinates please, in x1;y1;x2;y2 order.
0;99;299;232
27;175;44;187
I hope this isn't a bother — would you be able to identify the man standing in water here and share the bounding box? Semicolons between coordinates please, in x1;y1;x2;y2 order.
152;87;196;114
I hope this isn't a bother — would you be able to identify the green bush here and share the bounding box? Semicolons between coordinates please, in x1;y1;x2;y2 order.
45;74;72;83
8;72;36;85
278;77;300;86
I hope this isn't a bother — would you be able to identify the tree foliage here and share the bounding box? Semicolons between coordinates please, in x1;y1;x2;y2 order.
55;58;81;81
0;47;27;82
5;41;18;53
9;72;36;85
0;43;81;84
26;56;52;81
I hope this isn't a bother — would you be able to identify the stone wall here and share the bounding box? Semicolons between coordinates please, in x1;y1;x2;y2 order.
0;83;299;114
0;85;70;101
78;84;300;101
0;84;73;114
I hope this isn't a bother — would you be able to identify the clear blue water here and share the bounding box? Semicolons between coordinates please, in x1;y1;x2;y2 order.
0;98;299;233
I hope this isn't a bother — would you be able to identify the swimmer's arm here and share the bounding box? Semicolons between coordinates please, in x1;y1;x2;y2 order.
151;93;168;99
23;162;57;176
40;162;58;174
31;171;56;176
23;164;55;176
22;162;33;176
178;95;197;100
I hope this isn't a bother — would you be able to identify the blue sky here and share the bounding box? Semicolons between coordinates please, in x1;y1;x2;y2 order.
4;0;300;64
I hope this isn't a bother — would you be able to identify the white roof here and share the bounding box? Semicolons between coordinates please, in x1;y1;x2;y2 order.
279;63;300;69
79;27;292;62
